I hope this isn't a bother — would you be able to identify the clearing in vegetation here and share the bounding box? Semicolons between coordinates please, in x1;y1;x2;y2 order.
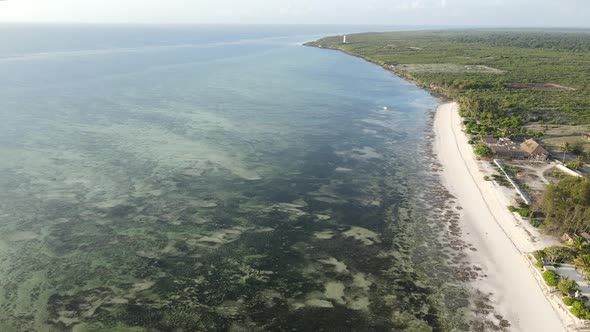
504;83;575;91
393;63;505;74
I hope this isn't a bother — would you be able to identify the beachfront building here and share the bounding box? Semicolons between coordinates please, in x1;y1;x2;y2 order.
481;136;527;159
481;136;550;160
491;146;527;159
520;139;550;161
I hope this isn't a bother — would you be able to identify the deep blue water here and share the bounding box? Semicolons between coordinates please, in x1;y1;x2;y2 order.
0;25;470;331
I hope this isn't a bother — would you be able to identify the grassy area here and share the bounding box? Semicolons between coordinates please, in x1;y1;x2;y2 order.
525;124;590;155
306;30;590;136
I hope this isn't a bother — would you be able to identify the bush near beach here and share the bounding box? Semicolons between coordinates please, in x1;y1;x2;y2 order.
542;270;560;286
570;301;590;320
473;143;494;158
558;278;579;296
541;177;590;235
536;242;590;320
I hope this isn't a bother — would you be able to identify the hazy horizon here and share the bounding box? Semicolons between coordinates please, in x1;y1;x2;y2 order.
0;0;589;28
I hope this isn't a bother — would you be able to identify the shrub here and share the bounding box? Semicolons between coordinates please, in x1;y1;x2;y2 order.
558;278;579;296
543;270;560;287
570;301;590;319
564;297;574;306
530;219;543;228
535;258;544;268
542;177;590;235
572;143;585;156
484;175;490;181
533;250;546;260
508;205;531;217
492;174;510;187
567;161;583;170
474;143;494;158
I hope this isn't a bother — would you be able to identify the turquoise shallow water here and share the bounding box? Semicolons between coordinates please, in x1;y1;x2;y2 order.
0;25;473;331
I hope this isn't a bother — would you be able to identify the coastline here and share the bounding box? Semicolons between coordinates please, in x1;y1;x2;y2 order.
306;42;572;330
434;102;569;331
303;43;453;101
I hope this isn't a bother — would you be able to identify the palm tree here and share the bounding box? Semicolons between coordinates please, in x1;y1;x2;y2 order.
573;254;590;276
562;142;571;163
572;236;589;252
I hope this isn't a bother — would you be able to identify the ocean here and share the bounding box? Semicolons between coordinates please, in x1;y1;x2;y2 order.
0;25;470;331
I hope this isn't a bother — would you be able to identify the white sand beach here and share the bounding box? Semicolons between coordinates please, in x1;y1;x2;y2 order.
434;102;570;331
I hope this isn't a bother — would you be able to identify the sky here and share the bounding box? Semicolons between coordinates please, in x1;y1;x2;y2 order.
0;0;589;27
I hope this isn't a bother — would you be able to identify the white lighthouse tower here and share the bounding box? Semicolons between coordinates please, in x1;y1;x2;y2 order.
343;35;347;44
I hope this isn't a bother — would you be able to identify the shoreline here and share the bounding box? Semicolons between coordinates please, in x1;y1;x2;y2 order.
434;102;570;331
303;43;453;101
306;41;575;330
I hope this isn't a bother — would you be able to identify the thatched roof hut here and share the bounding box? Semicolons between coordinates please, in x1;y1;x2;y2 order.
520;139;549;160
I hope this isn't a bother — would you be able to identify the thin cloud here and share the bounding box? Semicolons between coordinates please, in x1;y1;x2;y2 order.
0;0;588;27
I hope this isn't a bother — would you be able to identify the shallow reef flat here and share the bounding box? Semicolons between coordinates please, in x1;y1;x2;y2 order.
0;29;491;331
0;97;480;331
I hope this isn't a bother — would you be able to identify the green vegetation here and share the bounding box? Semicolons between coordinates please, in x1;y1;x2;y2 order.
558;277;579;296
506;165;523;174
572;237;590;252
473;143;493;157
562;142;572;163
491;174;510;187
542;270;560;287
572;143;585;156
573;254;590;276
308;30;590;135
530;218;543;228
508;204;531;218
567;156;585;170
540;246;576;265
541;176;590;234
553;168;567;179
491;174;508;186
570;301;590;320
535;256;545;268
309;29;590;323
450;32;590;52
532;249;548;267
536;240;590;320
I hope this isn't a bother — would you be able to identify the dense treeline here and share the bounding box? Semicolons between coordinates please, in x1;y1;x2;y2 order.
452;31;590;52
458;95;540;139
542;176;590;234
